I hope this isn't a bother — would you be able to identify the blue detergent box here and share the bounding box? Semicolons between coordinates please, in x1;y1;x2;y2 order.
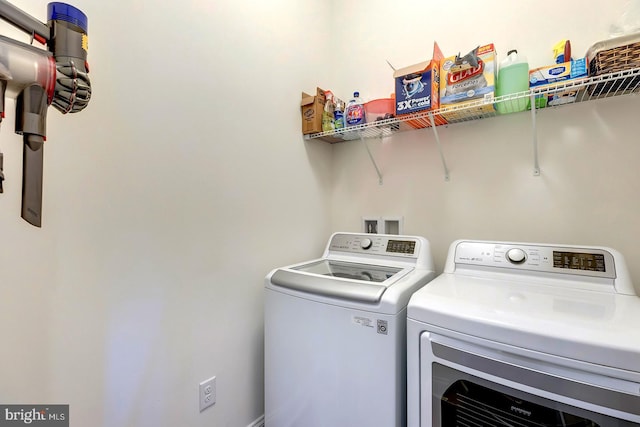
529;57;588;108
393;42;447;127
529;57;588;87
393;42;444;115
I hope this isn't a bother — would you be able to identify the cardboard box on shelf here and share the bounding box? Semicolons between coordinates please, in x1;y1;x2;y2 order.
529;57;588;87
393;42;448;128
301;87;326;135
529;58;588;109
439;43;497;122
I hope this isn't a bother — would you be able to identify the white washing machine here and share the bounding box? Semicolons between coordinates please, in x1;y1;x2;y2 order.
265;232;436;427
407;239;640;427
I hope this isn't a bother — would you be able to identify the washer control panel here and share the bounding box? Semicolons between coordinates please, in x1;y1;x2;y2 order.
454;241;616;279
329;233;419;258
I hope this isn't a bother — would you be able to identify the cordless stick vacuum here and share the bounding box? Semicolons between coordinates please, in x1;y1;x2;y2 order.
0;1;90;227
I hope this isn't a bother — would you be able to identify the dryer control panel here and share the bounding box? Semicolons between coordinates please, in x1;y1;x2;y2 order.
329;233;419;258
454;241;617;280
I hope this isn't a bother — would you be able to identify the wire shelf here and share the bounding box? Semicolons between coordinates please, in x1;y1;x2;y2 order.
305;67;640;143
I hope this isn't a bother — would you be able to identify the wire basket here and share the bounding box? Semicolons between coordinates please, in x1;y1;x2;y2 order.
587;33;640;94
589;40;640;75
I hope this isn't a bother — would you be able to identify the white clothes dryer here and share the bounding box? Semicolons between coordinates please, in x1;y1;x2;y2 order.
265;232;436;427
407;239;640;427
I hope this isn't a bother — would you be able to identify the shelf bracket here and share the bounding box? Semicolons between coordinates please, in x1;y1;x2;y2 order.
360;135;383;185
428;113;450;181
530;93;540;176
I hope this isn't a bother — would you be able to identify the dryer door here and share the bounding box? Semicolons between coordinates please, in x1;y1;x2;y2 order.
436;366;603;426
421;333;640;426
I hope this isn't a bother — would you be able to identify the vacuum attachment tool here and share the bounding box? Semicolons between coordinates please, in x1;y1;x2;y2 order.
16;83;47;227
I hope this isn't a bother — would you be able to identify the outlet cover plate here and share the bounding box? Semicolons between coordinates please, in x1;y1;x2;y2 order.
199;376;216;412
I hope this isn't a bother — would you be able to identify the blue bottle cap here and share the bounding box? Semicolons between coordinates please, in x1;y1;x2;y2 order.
354;91;360;97
48;2;88;33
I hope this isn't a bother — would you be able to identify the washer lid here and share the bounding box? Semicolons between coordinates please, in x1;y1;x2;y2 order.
270;260;407;303
293;259;402;282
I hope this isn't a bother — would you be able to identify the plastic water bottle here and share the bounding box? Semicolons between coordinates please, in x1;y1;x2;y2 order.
345;91;366;127
322;92;335;132
496;50;529;114
334;99;345;131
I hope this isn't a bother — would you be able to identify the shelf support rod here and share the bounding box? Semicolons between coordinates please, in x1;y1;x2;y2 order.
360;135;383;185
428;113;450;181
530;93;540;176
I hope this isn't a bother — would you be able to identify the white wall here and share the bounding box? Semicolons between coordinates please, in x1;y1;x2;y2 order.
328;0;640;293
1;1;639;426
0;1;333;426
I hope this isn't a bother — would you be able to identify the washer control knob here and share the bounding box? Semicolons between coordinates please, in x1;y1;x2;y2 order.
361;238;373;250
506;248;527;264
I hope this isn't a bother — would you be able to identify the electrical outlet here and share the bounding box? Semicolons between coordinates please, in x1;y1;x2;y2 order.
199;376;216;412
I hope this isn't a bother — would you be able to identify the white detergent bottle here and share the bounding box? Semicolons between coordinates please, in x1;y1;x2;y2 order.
345;91;366;127
496;50;529;114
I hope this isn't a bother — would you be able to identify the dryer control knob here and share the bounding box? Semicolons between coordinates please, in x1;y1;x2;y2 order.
506;248;527;264
361;238;373;250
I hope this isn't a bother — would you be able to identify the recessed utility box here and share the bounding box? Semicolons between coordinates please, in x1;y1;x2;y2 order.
362;217;380;234
383;217;404;235
362;216;404;235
